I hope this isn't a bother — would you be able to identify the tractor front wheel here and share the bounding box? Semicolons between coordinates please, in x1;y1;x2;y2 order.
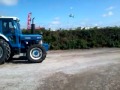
27;45;46;63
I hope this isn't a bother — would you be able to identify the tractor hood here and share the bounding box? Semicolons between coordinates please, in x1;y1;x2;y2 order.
20;34;42;40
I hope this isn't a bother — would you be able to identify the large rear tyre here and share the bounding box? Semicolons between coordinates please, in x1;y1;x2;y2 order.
0;39;11;62
6;53;14;62
0;41;7;64
27;45;46;63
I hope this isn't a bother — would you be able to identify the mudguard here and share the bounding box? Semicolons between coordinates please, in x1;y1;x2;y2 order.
0;33;9;41
42;43;49;51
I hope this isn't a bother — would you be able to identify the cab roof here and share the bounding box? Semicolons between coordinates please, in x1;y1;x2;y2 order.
0;16;19;21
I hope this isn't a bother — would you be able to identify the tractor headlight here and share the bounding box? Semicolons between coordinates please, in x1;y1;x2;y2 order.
26;42;29;44
39;40;43;45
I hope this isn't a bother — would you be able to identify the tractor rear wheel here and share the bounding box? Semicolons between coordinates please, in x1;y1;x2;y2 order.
0;39;11;62
6;53;14;62
0;40;7;64
27;45;46;63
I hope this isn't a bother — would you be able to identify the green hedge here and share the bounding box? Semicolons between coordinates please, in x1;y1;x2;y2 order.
22;27;120;50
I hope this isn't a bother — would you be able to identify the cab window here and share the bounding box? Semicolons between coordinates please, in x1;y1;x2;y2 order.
2;20;15;35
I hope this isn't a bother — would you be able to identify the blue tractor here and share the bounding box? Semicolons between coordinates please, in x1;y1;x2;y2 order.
0;16;49;64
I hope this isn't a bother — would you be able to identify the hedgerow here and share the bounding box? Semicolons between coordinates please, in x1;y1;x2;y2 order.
22;26;120;50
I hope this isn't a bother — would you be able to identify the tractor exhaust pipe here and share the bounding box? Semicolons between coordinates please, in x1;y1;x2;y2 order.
31;18;35;34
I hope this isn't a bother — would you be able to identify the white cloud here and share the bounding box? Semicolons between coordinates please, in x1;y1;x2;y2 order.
106;6;115;11
48;17;62;30
70;7;73;10
102;11;114;17
108;11;113;16
102;6;115;17
80;22;86;25
0;0;18;6
51;17;61;25
102;14;106;17
54;17;60;20
48;20;60;30
95;24;98;26
51;21;60;25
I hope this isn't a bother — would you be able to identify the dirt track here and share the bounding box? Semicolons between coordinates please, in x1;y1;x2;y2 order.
0;48;120;90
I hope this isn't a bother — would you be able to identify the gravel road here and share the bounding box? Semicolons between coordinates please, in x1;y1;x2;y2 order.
0;48;120;90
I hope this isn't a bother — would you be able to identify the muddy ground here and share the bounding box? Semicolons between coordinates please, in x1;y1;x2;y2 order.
0;48;120;90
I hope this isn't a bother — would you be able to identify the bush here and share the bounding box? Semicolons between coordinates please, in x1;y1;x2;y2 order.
22;26;120;50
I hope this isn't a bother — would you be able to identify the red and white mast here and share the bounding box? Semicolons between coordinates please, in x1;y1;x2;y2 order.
27;12;32;30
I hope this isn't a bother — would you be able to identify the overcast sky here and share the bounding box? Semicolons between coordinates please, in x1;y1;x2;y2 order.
0;0;120;29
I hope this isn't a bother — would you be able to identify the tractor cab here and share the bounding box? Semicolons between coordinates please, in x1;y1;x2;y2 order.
0;17;21;47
